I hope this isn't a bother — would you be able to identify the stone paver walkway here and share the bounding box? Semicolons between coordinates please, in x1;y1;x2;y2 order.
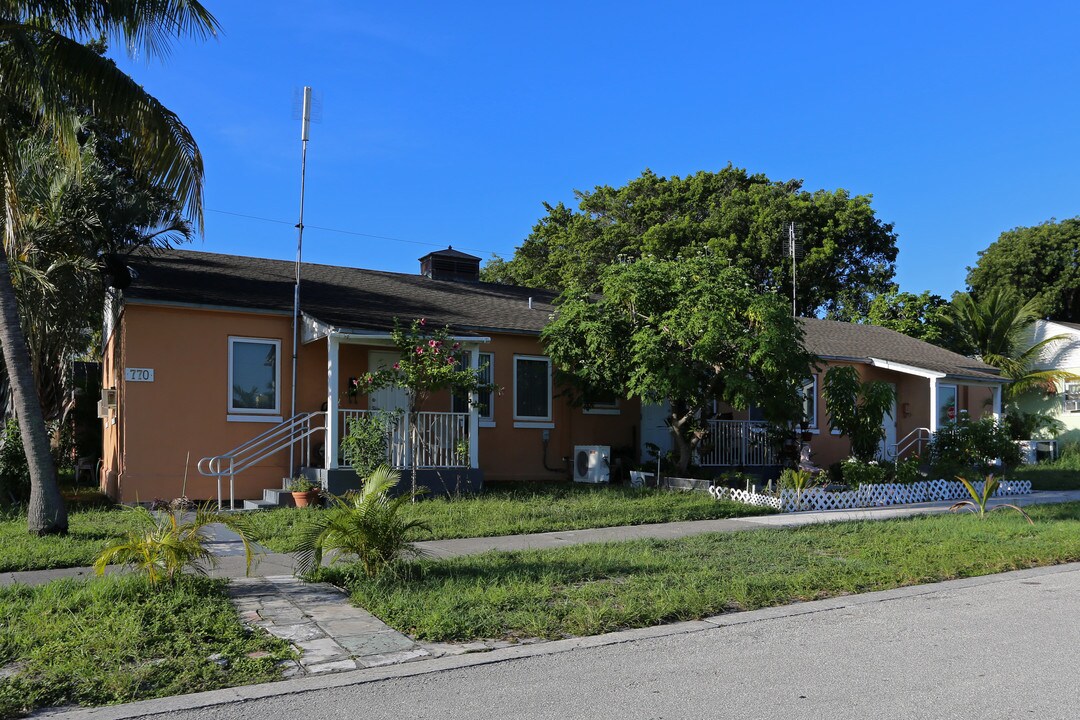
229;576;428;675
229;576;534;676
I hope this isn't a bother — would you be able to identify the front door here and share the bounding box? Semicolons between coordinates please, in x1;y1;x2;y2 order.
368;351;409;412
879;383;898;459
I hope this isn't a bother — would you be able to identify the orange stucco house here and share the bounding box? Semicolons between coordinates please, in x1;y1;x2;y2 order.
100;247;1006;506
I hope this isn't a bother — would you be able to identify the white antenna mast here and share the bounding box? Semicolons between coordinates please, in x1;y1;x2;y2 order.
289;86;313;474
788;222;803;317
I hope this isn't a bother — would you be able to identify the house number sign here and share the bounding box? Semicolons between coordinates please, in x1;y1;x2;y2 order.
125;368;155;382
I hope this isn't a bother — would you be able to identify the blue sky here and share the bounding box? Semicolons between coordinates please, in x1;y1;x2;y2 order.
113;1;1080;299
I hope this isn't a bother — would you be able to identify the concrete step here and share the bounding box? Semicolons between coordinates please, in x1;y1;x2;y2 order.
242;499;278;511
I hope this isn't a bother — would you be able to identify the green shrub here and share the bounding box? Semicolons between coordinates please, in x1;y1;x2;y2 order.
891;457;923;484
0;418;29;506
928;415;1022;478
822;366;896;462
286;476;319;493
339;412;392;478
840;458;888;486
713;470;756;489
1048;442;1080;470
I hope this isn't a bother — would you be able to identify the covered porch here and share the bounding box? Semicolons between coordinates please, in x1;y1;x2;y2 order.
303;316;490;480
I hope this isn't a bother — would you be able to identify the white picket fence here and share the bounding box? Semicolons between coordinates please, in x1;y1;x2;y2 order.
710;478;1032;513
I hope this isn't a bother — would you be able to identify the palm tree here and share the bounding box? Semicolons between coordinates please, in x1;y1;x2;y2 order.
0;1;218;534
948;289;1078;402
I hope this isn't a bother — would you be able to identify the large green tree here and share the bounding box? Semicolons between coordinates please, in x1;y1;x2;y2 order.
966;217;1080;322
3;129;191;422
483;166;898;318
0;1;217;534
542;254;815;473
843;285;961;350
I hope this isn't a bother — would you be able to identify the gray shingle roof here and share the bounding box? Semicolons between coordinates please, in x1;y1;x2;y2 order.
123;248;555;335
799;318;1002;381
123;248;1002;382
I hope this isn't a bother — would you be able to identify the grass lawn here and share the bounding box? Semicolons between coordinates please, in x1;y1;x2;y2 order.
1014;465;1080;491
0;508;144;573
318;502;1080;642
0;575;293;718
247;483;776;553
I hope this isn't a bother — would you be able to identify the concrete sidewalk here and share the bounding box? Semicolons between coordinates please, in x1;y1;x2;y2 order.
4;489;1078;586
411;488;1080;559
0;522;297;587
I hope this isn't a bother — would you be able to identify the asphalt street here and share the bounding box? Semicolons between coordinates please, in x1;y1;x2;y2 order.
72;563;1080;720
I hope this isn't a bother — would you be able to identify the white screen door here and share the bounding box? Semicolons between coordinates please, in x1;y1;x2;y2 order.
368;351;409;412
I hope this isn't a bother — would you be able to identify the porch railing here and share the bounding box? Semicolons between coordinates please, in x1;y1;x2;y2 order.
198;411;326;510
697;419;778;467
338;410;470;469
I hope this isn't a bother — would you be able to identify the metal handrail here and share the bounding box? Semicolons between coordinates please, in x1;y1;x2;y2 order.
890;426;931;459
197;411;327;509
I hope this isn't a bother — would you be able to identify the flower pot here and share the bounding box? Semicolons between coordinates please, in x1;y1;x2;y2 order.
291;490;320;508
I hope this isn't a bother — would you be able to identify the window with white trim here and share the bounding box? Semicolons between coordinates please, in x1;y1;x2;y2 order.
1065;383;1080;413
514;355;551;421
452;352;494;422
583;390;620;415
800;375;818;429
229;337;280;414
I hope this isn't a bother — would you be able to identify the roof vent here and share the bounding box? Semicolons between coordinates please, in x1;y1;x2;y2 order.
419;246;481;282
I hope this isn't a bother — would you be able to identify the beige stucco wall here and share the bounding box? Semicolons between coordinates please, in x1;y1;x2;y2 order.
103;303;641;501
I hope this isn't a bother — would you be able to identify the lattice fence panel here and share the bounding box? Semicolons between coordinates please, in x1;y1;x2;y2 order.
715;478;1032;514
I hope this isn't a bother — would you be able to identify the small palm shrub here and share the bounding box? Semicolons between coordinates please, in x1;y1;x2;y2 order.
949;474;1033;524
295;466;429;578
779;467;815;510
93;504;257;586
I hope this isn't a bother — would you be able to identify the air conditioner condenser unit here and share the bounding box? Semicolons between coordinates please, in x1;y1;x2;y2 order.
573;445;610;484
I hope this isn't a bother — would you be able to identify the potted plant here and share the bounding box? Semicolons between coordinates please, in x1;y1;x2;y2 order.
288;476;321;508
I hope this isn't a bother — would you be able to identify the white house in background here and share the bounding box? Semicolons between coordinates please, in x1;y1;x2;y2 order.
1016;319;1080;445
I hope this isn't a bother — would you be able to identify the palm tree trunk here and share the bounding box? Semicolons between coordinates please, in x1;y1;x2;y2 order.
0;245;66;535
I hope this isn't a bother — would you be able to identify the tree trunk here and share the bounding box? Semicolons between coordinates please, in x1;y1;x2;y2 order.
669;402;694;475
0;246;66;535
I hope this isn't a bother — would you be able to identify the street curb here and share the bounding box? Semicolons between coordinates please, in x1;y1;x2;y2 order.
51;560;1080;720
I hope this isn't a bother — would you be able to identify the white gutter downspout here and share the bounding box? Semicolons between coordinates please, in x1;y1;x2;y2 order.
929;377;939;435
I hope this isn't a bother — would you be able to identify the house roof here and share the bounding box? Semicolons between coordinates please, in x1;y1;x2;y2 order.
123;248;556;336
1050;320;1080;333
418;246;481;262
799;318;1002;382
123;248;1003;382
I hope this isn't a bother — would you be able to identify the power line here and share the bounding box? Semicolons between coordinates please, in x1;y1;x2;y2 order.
207;207;503;257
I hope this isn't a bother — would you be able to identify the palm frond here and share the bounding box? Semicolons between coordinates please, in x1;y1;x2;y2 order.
291;465;430;579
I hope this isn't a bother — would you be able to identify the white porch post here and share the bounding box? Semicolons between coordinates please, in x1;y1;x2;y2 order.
468;345;480;469
992;384;1002;422
929;377;939;435
326;335;340;470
